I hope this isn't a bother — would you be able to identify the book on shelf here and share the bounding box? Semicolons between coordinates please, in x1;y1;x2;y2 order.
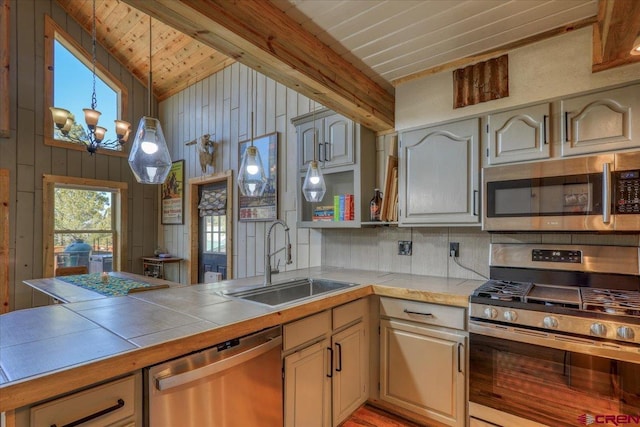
329;194;354;221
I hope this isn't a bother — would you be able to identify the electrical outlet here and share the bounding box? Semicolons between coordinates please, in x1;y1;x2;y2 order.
398;241;412;256
449;242;459;257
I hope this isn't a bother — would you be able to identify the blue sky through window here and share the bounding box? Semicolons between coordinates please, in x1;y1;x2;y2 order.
54;39;118;140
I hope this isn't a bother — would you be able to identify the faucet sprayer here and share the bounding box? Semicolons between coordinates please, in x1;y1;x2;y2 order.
264;220;292;285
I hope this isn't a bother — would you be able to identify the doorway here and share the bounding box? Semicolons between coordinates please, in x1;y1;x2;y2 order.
188;171;233;284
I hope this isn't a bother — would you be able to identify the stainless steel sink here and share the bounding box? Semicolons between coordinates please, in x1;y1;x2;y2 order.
222;278;356;307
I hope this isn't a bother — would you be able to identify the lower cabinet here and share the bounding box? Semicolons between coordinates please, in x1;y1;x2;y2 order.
283;298;369;427
379;298;467;427
14;372;142;427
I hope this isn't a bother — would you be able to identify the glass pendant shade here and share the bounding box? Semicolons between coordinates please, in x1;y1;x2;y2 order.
632;35;640;55
50;107;71;128
238;145;267;197
128;117;172;184
83;108;101;129
302;161;326;202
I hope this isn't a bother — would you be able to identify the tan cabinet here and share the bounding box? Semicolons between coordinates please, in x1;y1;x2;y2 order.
15;373;142;427
561;83;640;157
283;298;369;427
284;339;332;427
379;298;466;427
399;118;480;225
486;103;551;165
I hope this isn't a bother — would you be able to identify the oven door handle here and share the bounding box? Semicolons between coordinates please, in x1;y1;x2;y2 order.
602;162;611;224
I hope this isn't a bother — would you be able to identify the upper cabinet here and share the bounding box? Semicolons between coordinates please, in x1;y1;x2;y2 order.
561;83;640;157
296;110;355;171
486;103;550;165
399;118;480;226
293;109;375;228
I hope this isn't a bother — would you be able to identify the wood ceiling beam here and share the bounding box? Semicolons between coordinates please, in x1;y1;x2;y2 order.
592;0;640;72
121;0;395;132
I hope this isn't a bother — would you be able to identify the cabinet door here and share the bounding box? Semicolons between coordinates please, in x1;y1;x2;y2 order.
487;103;550;165
284;339;332;427
399;118;480;225
380;319;466;427
332;322;368;426
561;84;640;157
298;120;322;171
323;114;354;169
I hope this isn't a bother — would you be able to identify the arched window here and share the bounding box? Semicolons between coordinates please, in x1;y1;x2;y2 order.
44;16;128;154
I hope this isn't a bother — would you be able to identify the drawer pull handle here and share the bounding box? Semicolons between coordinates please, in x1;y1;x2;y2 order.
335;342;343;372
403;309;433;317
51;398;125;427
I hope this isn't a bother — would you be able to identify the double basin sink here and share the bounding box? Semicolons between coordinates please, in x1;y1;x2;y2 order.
219;277;356;307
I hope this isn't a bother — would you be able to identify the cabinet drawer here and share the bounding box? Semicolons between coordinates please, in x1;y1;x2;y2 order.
30;375;136;427
333;298;366;331
379;297;465;330
283;310;331;351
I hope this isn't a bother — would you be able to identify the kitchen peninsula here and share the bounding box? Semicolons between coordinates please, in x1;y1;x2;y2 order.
0;267;480;425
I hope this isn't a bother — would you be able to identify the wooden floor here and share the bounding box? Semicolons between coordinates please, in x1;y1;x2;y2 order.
340;405;425;427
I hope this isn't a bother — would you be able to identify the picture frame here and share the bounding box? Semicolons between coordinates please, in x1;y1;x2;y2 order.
161;160;185;225
238;132;278;221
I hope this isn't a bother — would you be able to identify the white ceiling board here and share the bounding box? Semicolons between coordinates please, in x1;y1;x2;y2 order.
272;0;599;85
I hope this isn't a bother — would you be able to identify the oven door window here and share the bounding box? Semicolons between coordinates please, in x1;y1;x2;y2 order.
469;334;640;426
487;173;603;218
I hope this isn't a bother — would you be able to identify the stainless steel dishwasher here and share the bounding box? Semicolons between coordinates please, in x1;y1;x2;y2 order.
145;326;283;427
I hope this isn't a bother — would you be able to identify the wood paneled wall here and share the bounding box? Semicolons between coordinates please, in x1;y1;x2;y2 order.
159;63;321;282
0;0;156;310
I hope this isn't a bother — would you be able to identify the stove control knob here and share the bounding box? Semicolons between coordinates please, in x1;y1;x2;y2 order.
483;307;498;319
617;326;635;340
504;310;518;322
543;316;558;328
590;323;607;337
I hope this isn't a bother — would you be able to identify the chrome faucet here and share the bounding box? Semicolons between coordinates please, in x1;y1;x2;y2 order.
264;220;292;285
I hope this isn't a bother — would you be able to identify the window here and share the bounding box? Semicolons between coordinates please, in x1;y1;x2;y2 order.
44;16;128;154
43;175;127;277
53;188;115;270
203;214;226;254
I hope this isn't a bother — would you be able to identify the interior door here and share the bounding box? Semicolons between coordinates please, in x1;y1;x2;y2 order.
198;182;227;283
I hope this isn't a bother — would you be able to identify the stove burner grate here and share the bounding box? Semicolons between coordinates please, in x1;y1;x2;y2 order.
581;288;640;316
473;280;533;302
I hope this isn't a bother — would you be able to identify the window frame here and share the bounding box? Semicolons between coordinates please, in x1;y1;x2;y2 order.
43;15;129;157
43;175;128;277
202;214;227;255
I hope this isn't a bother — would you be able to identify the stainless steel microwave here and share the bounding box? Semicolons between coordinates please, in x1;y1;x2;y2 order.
482;151;640;231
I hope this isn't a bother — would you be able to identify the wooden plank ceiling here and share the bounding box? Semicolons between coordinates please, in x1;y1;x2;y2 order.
55;0;235;102
58;0;640;131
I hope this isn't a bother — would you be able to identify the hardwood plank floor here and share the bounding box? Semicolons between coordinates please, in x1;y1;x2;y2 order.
340;405;425;427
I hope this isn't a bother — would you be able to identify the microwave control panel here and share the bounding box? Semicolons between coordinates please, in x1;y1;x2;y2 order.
616;170;640;214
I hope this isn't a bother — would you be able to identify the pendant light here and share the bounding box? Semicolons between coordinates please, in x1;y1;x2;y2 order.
238;68;267;197
128;16;172;184
302;107;326;202
632;34;640;55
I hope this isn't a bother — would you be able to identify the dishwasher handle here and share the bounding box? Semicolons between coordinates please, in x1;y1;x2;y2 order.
155;335;282;391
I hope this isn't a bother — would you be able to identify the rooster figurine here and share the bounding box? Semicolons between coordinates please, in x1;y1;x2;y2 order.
185;134;217;174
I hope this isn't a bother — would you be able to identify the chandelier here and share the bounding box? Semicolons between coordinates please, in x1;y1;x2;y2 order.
49;0;131;155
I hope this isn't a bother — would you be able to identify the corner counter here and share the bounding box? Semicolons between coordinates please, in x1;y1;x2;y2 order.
0;267;482;412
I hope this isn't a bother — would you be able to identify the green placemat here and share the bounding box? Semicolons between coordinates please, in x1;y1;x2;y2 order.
57;273;160;297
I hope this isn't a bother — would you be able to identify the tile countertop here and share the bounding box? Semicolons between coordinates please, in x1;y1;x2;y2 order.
0;267;483;412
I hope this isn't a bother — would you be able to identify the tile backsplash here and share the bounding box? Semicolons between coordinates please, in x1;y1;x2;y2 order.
321;228;640;280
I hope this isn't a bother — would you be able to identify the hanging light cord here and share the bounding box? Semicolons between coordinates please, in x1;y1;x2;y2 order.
90;0;97;111
250;68;255;148
148;15;152;116
312;105;317;162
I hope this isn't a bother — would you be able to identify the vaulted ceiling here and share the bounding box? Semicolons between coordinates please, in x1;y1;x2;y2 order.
57;0;640;132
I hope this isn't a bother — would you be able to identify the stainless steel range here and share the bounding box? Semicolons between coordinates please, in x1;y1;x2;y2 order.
468;244;640;427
